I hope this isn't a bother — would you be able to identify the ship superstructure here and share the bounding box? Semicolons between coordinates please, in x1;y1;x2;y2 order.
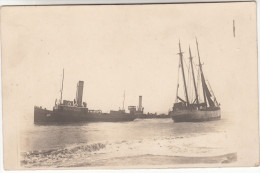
34;70;136;123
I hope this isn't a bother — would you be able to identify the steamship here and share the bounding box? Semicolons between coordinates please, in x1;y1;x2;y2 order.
34;70;136;124
169;39;221;122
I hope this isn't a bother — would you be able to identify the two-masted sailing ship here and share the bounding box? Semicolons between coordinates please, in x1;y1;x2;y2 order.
34;70;136;124
169;39;221;122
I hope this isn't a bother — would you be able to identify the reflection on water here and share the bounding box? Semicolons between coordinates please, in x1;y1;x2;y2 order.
20;117;232;152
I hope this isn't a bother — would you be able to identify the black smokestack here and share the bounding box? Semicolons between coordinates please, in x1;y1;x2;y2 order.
76;81;84;107
138;96;142;111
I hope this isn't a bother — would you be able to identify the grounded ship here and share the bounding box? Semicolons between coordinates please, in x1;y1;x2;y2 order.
34;70;136;124
169;39;221;122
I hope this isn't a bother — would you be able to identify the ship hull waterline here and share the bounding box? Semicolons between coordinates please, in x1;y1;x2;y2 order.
34;107;136;124
170;109;221;122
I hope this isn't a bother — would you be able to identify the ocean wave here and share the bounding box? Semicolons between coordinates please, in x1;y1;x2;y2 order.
21;131;236;168
21;142;106;167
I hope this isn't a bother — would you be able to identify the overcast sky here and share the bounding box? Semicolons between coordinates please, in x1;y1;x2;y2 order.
1;2;257;118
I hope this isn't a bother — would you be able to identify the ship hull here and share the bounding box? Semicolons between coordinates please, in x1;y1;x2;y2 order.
137;114;170;119
34;106;136;124
85;113;136;122
170;108;221;122
34;106;89;123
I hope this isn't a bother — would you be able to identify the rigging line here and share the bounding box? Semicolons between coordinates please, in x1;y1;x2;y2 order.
190;63;194;101
184;57;192;99
192;61;197;71
198;66;203;103
182;74;186;103
191;72;194;102
193;60;199;102
203;72;214;101
196;66;201;103
188;63;192;101
175;59;181;103
207;80;217;102
183;57;190;71
188;60;195;102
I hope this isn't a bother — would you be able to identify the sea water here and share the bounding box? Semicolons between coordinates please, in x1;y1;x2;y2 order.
20;114;237;168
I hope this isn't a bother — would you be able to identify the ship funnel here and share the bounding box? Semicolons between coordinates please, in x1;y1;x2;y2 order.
76;81;84;107
138;96;143;111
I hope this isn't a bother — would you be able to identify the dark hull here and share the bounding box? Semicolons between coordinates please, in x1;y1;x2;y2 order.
34;106;89;123
137;114;170;119
34;107;136;124
169;108;221;122
84;113;136;122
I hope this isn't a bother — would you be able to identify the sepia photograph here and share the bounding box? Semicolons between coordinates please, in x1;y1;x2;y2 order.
1;1;259;169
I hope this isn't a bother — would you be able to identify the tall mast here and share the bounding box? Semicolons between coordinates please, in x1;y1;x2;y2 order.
189;46;199;104
122;90;125;110
196;38;207;105
178;40;189;105
60;69;64;104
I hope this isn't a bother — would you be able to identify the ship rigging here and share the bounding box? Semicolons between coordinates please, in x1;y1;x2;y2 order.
170;39;221;122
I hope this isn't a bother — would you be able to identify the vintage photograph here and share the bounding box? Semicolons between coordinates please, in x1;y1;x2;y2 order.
1;2;259;169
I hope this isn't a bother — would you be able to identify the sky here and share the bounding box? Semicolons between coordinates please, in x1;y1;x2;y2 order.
1;2;257;116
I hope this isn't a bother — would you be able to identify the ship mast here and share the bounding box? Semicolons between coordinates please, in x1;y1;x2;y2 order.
178;40;189;105
196;38;207;106
189;46;199;105
122;90;125;110
60;69;64;104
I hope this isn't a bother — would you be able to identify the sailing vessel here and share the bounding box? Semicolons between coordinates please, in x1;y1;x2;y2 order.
34;70;136;124
169;39;221;122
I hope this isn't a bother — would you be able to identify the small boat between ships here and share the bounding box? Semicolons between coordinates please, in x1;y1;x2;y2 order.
169;39;221;122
